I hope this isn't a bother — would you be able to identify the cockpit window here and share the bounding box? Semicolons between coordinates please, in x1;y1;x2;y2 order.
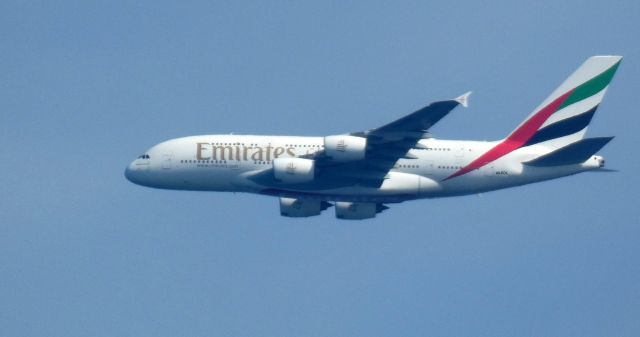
137;154;150;159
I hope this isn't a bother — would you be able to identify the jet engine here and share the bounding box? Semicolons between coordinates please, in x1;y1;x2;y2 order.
324;135;367;161
273;157;315;183
279;197;332;217
334;201;388;220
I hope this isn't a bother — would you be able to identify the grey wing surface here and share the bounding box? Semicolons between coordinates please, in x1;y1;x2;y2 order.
249;94;469;191
317;94;469;187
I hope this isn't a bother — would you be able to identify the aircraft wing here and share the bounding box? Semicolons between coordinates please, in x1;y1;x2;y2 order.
367;91;470;136
317;92;471;185
360;92;469;169
248;93;470;190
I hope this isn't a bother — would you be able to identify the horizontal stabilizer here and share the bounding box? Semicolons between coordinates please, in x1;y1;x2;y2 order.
524;137;613;167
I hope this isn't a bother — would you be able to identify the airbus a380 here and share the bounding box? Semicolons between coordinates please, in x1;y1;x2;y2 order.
125;56;621;219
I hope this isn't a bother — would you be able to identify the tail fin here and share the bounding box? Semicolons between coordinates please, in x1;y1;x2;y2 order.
508;55;622;149
444;56;621;181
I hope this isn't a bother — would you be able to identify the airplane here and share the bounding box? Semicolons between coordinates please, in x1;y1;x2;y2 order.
125;55;621;219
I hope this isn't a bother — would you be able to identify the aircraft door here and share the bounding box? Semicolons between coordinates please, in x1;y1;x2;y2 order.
424;160;435;176
454;145;466;166
162;154;173;169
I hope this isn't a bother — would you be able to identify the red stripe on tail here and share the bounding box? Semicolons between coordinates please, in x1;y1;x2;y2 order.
444;90;574;181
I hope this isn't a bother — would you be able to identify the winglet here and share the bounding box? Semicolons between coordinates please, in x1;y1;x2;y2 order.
454;91;472;108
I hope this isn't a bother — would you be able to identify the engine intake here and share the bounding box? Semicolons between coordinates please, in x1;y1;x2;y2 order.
324;135;367;162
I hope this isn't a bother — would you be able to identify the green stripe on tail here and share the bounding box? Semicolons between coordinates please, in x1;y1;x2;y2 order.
560;60;621;109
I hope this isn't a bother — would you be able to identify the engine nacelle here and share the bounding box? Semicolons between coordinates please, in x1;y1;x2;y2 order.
324;135;367;162
273;157;315;183
377;171;442;194
335;201;387;220
279;197;332;218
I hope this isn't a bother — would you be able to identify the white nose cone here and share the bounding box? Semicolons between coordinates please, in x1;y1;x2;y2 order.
125;159;151;186
124;162;138;184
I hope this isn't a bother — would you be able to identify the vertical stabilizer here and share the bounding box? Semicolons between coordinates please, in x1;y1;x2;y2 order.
445;56;621;181
511;55;622;148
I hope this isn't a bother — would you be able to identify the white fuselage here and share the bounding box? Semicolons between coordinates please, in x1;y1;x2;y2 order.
125;135;602;203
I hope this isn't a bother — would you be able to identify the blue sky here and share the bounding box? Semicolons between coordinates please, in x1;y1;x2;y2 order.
1;1;639;336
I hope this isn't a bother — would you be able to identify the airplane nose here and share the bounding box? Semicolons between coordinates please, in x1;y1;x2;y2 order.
125;160;149;185
124;162;137;183
125;158;153;186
